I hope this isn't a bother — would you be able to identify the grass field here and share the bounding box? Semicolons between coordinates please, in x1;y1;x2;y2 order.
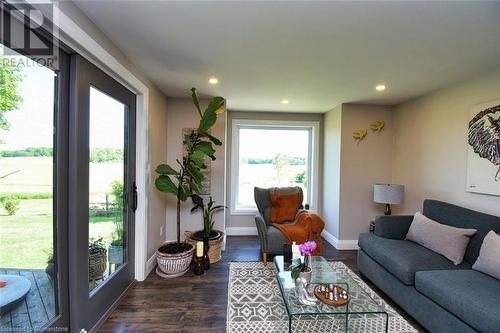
0;156;121;269
0;199;115;269
0;156;123;194
238;164;308;206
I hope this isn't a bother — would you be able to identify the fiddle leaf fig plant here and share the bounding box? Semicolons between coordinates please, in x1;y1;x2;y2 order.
155;88;225;245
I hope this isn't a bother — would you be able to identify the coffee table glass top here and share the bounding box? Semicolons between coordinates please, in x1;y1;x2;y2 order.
273;256;388;319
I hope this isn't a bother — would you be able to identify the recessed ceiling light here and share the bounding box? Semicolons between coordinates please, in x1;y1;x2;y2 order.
281;99;289;104
375;84;386;92
208;77;219;85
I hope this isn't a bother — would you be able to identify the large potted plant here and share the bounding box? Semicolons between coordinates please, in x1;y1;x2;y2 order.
186;196;225;263
155;88;225;278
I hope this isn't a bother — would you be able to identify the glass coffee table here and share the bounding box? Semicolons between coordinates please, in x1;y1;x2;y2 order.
274;256;388;332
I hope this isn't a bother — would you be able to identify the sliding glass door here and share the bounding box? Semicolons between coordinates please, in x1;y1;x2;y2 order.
0;10;70;331
1;5;137;332
69;55;136;331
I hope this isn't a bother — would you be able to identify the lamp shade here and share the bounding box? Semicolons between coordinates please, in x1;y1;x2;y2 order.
373;184;404;205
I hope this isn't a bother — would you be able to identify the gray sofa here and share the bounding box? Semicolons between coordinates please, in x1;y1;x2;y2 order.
358;200;500;333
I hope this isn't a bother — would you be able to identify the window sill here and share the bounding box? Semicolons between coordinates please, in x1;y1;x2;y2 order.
230;208;258;216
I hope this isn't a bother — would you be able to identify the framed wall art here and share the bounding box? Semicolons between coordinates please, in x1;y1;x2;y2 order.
467;100;500;196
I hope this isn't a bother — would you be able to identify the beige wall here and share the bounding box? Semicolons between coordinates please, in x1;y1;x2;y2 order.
392;68;500;217
147;86;168;257
322;104;394;244
226;111;324;230
338;104;394;240
322;105;342;238
57;2;169;258
164;98;226;240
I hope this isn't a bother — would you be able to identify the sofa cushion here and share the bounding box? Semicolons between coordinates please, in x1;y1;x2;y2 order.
358;233;471;285
415;270;500;333
423;199;500;264
473;230;500;280
406;212;476;265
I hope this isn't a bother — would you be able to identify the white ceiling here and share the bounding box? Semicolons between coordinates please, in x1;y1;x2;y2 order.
74;1;500;112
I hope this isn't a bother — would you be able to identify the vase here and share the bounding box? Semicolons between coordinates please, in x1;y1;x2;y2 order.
298;267;312;287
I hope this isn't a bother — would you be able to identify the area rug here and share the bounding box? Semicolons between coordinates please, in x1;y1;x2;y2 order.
226;261;418;333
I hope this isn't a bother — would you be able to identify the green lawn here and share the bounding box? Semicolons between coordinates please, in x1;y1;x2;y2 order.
0;199;115;269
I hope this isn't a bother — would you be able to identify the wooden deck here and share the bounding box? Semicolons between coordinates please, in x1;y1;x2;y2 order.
0;268;56;332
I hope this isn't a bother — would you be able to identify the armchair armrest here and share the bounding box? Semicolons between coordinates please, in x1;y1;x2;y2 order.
255;213;268;252
374;215;414;240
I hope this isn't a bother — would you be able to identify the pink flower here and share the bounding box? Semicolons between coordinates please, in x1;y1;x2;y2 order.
299;241;317;256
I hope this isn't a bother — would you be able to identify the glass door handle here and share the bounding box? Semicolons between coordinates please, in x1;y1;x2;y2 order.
132;181;138;212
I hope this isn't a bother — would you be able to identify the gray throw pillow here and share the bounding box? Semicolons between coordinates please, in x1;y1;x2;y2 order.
405;212;477;265
472;231;500;280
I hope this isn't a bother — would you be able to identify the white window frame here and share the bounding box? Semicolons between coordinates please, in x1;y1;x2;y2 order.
230;119;320;215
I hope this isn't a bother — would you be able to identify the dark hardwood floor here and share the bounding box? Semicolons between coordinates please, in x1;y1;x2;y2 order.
98;236;426;333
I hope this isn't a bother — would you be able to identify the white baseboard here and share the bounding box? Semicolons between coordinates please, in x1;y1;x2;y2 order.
321;230;337;248
225;226;258;236
321;230;359;250
145;253;157;279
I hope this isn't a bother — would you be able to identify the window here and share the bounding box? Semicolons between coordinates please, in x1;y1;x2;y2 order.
231;119;320;214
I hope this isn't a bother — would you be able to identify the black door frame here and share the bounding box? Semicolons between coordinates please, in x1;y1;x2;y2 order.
68;54;136;331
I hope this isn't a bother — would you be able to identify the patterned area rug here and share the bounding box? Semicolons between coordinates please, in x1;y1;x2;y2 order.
226;261;417;333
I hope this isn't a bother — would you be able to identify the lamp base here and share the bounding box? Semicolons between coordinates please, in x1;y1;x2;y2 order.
384;204;392;215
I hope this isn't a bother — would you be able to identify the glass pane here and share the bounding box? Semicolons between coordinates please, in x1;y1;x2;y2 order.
0;46;58;330
88;86;127;293
237;127;310;209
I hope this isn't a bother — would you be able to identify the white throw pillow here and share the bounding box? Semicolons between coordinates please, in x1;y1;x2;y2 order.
472;231;500;280
405;212;477;265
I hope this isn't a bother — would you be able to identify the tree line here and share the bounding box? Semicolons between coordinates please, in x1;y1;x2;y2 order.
1;147;124;163
241;154;306;165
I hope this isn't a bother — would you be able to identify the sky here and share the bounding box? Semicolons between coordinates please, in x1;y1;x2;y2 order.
239;128;309;159
1;52;125;150
0;57;54;150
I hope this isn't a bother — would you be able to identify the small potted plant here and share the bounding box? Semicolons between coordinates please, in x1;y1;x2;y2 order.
45;249;55;284
154;88;225;277
186;195;225;263
108;220;124;265
89;237;107;282
291;241;317;285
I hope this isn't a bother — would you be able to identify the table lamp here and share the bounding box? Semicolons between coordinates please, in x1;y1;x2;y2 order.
373;184;404;215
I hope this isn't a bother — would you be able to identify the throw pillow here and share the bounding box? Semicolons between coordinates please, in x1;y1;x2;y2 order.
472;231;500;280
405;212;477;265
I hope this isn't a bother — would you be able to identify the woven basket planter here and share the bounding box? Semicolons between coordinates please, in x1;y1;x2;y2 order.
89;250;107;280
185;230;224;264
156;241;194;277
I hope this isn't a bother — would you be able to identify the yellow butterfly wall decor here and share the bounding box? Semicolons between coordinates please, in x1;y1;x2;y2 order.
370;121;385;133
353;129;367;142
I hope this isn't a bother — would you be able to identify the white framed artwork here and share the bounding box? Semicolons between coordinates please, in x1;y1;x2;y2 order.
467;100;500;196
